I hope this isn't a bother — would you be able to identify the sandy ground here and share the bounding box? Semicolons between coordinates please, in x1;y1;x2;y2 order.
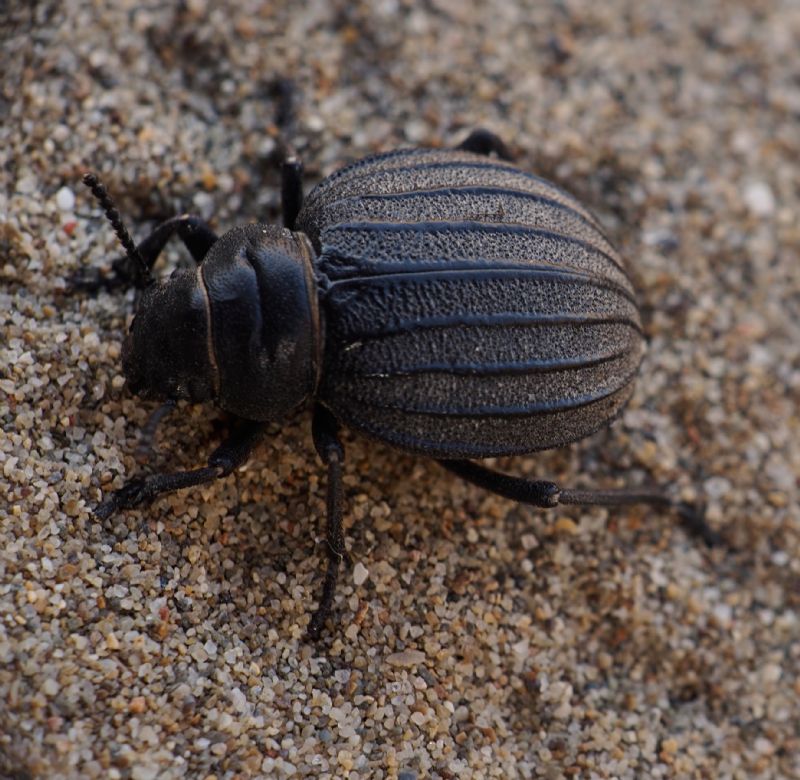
1;0;799;778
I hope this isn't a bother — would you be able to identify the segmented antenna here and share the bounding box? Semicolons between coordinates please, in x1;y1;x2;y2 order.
82;172;152;286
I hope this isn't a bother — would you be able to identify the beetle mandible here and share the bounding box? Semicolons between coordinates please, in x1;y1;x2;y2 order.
81;129;716;638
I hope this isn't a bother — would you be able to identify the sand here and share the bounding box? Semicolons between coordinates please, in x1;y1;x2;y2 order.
1;0;798;777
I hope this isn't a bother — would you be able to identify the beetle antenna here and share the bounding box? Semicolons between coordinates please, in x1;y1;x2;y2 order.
82;172;153;286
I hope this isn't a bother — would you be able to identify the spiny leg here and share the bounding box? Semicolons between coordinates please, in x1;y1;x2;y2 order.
307;404;351;640
438;459;720;547
96;418;266;520
456;128;514;161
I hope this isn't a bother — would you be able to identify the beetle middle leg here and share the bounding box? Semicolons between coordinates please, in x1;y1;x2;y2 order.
281;156;304;231
95;418;265;520
307;404;352;640
438;459;720;547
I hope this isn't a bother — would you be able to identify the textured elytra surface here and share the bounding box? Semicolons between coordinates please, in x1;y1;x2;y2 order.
296;148;641;456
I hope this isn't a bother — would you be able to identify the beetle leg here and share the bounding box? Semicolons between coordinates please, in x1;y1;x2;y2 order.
267;75;303;229
281;156;304;230
88;214;218;291
307;404;350;640
135;399;177;462
135;214;219;268
456;129;514;161
439;459;561;507
438;459;720;547
74;214;219;292
557;487;720;547
94;418;265;520
77;173;220;292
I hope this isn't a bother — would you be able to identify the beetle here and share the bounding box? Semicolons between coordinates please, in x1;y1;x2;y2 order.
80;129;716;638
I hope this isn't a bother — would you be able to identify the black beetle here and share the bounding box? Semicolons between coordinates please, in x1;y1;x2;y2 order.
81;129;715;638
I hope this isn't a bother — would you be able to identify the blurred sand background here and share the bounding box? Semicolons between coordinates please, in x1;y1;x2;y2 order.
1;0;798;777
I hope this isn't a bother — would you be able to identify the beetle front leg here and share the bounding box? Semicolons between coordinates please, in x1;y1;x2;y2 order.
77;172;220;292
438;459;720;547
307;405;351;640
93;214;219;292
95;418;265;520
134;214;219;269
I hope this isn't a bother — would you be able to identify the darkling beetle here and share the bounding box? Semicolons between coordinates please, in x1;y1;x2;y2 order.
80;129;717;639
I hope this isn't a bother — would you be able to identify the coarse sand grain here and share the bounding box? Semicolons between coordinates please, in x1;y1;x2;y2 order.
1;1;799;778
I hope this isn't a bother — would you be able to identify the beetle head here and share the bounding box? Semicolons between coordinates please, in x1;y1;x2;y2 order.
122;268;216;403
82;173;217;405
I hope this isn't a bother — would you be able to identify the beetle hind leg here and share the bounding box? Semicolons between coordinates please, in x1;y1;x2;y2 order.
307;405;351;640
438;459;720;547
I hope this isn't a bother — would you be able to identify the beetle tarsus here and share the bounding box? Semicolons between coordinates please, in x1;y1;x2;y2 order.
673;501;720;547
68;266;126;294
269;76;303;229
95;466;223;520
307;405;349;640
457;128;514;161
557;487;719;545
95;477;152;520
270;77;297;133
